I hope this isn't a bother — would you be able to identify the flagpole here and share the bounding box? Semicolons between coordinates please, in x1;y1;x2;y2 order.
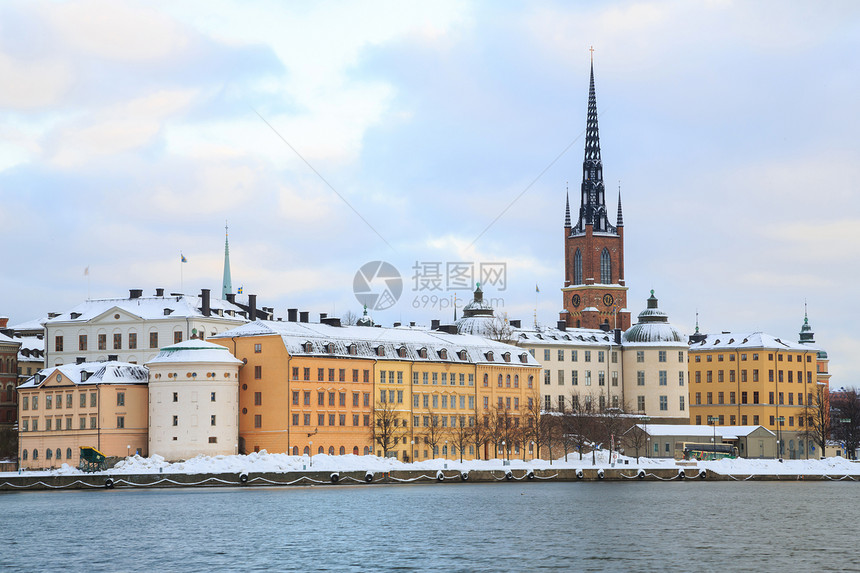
180;252;184;293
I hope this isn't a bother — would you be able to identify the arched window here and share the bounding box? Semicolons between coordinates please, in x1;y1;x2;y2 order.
497;374;503;388
56;448;61;460
528;375;533;389
46;448;52;460
66;448;72;459
328;446;334;455
574;249;583;285
318;446;324;454
483;373;489;387
22;449;28;461
353;446;359;455
514;375;519;388
303;446;310;456
505;375;511;388
363;446;370;455
339;446;345;455
600;248;611;284
292;446;298;455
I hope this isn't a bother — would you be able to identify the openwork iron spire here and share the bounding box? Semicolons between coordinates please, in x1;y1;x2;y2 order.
564;185;571;228
572;54;615;236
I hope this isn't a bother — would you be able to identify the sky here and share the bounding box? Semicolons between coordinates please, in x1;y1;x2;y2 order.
1;0;858;385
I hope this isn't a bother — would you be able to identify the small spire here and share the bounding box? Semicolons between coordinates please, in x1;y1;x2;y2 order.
453;293;458;322
695;311;699;334
222;222;233;299
799;301;815;344
564;186;571;228
616;183;623;227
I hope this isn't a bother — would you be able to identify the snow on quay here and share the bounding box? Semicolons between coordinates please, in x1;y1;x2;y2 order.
4;452;859;479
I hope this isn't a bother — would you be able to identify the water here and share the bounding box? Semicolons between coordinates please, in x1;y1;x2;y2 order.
2;482;858;572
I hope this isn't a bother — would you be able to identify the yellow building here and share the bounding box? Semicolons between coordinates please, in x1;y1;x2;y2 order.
17;361;149;469
688;330;827;459
211;317;541;461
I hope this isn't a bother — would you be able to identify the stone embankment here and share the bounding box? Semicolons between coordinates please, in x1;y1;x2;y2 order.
2;467;859;491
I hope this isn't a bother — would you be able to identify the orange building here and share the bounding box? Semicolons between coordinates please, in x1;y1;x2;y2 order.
17;361;149;469
211;318;541;461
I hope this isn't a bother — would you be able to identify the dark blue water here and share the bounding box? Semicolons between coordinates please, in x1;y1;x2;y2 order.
2;482;858;572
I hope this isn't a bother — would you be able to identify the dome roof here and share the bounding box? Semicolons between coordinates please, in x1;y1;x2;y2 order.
147;339;243;365
622;290;684;344
461;283;494;317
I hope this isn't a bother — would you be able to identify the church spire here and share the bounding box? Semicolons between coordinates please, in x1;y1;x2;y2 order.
564;184;571;228
222;222;233;299
616;184;624;227
573;51;615;235
799;301;815;344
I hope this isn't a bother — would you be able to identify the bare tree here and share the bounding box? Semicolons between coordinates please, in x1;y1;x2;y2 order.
832;389;860;460
471;410;489;460
341;310;359;326
565;391;592;460
624;419;650;463
523;390;542;458
373;400;406;457
451;414;473;462
420;410;447;459
486;312;514;343
801;384;831;459
540;411;562;464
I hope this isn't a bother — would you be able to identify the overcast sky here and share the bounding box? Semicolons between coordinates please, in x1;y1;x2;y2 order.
1;0;858;385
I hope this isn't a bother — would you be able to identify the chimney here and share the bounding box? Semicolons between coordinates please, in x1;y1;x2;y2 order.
155;288;164;297
320;313;327;322
288;309;298;322
248;295;257;321
438;324;458;334
76;357;85;365
108;354;118;362
300;311;309;323
129;289;143;299
393;322;401;328
599;320;611;332
201;289;211;317
509;319;521;329
431;319;440;330
321;317;342;327
47;312;60;319
613;328;622;345
557;320;567;331
0;317;7;328
226;293;235;304
410;322;416;327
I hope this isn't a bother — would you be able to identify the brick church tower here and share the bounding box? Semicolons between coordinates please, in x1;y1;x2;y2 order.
560;59;630;330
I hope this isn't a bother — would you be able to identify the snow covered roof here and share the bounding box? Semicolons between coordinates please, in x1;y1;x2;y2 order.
635;424;723;438
7;317;46;332
45;294;249;324
147;339;244;366
15;336;44;361
689;332;812;352
715;425;775;439
622;291;685;346
0;331;19;346
18;361;148;388
514;326;618;347
213;321;540;367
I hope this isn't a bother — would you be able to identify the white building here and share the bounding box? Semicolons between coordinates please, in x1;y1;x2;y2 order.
147;339;243;461
44;288;249;367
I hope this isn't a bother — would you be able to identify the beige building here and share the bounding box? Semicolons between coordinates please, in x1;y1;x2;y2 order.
43;288;249;367
147;340;243;461
621;291;688;422
18;361;149;469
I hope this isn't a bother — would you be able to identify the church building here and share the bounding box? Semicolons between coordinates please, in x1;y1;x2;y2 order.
561;59;631;331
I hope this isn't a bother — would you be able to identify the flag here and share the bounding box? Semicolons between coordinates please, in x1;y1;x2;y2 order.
181;253;187;263
84;267;89;276
237;286;243;294
535;284;540;293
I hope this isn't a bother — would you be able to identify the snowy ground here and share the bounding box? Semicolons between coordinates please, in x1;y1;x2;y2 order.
3;451;858;478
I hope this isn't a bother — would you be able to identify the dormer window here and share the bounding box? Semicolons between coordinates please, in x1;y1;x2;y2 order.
303;342;313;353
519;353;528;364
419;347;428;359
326;343;335;353
70;312;81;319
398;346;407;358
485;351;494;361
164;308;173;316
377;346;385;357
458;350;467;361
348;344;357;356
439;349;448;360
502;352;511;363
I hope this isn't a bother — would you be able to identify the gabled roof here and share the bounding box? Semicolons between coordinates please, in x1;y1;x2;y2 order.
689;332;812;352
45;294;248;324
18;361;148;388
514;326;618;347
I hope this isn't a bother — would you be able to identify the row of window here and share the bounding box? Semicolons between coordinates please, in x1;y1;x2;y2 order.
21;416;104;431
289;391;372;408
412;394;476;410
571;247;612;284
413;415;476;428
171;414;217;426
694;414;810;428
636;370;685;386
544;394;617;412
693;369;813;384
21;392;102;411
694;391;812;406
55;332;184;352
540;349;622;363
635;395;684;412
545;369;618;387
694;352;812;363
20;447;75;462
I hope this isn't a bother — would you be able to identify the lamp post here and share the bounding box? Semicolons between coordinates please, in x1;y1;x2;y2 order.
127;444;130;459
411;439;415;463
444;440;448;460
840;418;851;459
775;416;785;459
707;416;718;460
501;440;506;463
309;440;313;467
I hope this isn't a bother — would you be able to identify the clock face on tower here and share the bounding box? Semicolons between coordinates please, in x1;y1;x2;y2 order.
603;293;614;307
572;294;581;308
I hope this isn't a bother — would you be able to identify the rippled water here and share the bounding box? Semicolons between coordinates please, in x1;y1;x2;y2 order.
2;482;858;572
